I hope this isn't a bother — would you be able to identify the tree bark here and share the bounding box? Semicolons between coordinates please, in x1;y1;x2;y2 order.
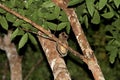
38;31;71;80
52;0;105;80
0;31;22;80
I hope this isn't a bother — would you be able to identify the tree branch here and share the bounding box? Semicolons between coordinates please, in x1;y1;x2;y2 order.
0;31;22;80
0;3;84;61
38;31;71;80
52;0;105;80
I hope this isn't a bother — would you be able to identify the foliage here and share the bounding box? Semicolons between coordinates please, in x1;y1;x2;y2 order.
74;0;120;64
22;46;52;80
0;0;120;79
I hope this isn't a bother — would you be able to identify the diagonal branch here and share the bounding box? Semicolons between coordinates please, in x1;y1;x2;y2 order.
0;3;85;61
52;0;105;80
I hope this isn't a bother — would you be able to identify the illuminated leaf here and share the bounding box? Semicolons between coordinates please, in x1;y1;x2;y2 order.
6;13;17;22
57;22;66;31
28;33;37;45
66;22;70;34
91;10;100;24
114;0;120;8
13;20;24;26
68;0;83;6
109;48;118;64
99;0;107;10
18;33;28;49
41;1;55;8
11;28;19;40
45;22;57;30
85;0;95;16
0;16;8;30
102;12;114;19
83;15;88;28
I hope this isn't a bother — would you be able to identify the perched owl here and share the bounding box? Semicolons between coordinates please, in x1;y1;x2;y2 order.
56;32;68;57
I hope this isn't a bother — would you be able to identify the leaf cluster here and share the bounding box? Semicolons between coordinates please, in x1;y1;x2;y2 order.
0;0;71;49
70;0;120;63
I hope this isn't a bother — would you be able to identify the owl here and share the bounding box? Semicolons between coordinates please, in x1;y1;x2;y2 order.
56;32;68;57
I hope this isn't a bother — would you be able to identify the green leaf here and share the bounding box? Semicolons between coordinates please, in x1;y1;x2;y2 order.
18;33;28;49
45;22;57;31
105;25;113;31
11;28;20;40
83;15;88;28
0;16;8;30
0;8;6;14
109;0;113;3
18;9;25;16
13;20;25;26
58;11;68;21
66;22;70;34
6;13;17;22
102;12;114;19
98;0;107;10
29;11;38;21
42;22;49;30
113;40;120;46
112;18;120;30
114;0;120;8
38;9;44;18
68;0;83;6
85;0;95;16
76;3;86;16
17;29;25;35
24;1;29;9
28;0;33;6
109;48;118;64
105;45;116;51
106;35;113;39
79;16;83;24
57;22;66;31
24;0;34;9
91;10;100;24
10;0;16;7
4;1;13;8
41;1;55;8
42;6;60;20
54;6;60;18
21;23;32;30
118;50;120;59
108;39;115;45
44;13;56;20
107;4;114;12
28;33;37;45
